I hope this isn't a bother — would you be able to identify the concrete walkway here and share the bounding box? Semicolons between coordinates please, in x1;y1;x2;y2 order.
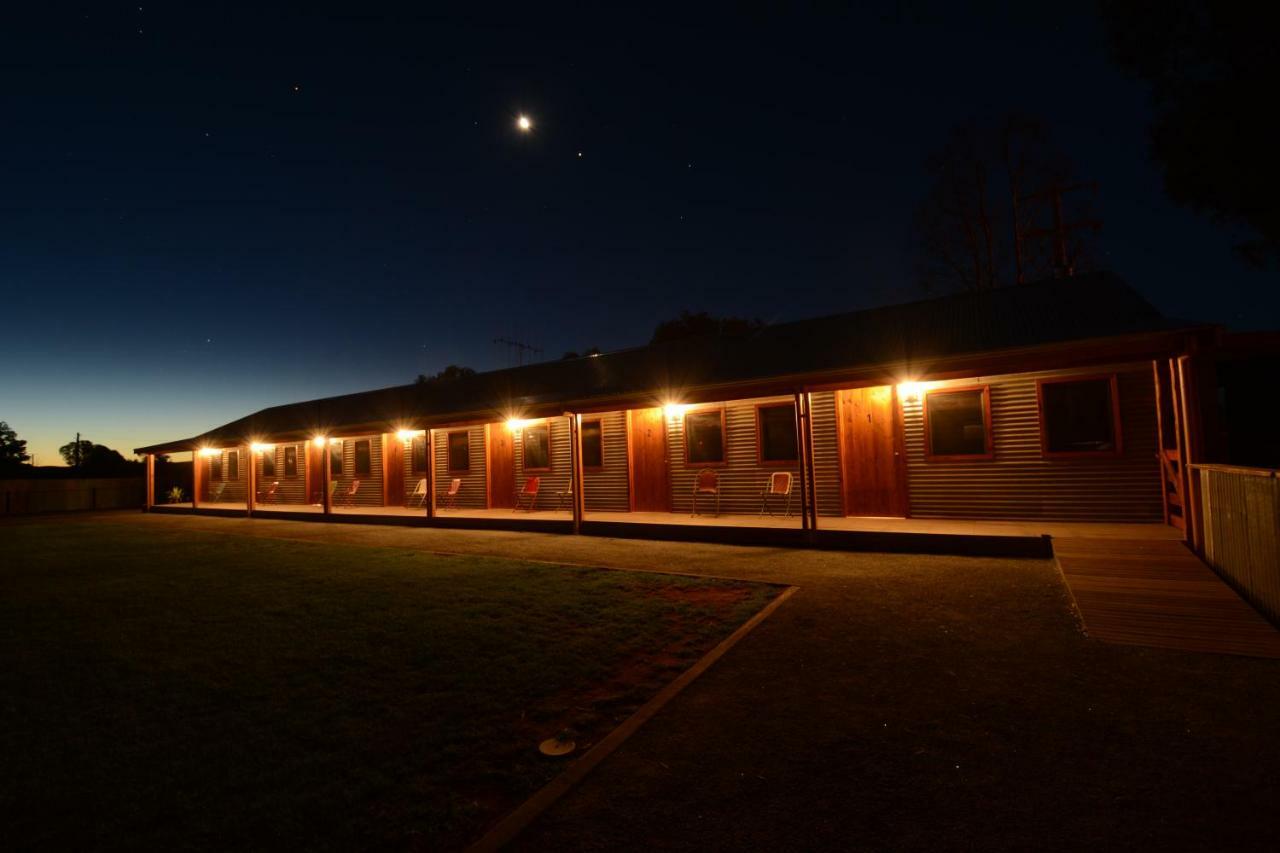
88;513;1280;851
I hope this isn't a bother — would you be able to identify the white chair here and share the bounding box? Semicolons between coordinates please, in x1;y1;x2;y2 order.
409;478;428;508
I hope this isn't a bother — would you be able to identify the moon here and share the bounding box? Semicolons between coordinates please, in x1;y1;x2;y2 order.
516;114;532;132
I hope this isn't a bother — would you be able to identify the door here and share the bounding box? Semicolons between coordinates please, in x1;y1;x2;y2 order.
837;385;907;517
487;423;516;508
628;407;670;512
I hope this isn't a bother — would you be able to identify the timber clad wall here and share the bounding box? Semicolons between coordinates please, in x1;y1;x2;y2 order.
902;364;1162;521
583;411;629;513
514;417;572;511
667;395;803;517
203;450;246;503
255;442;308;505
809;391;843;518
335;436;384;508
432;426;487;509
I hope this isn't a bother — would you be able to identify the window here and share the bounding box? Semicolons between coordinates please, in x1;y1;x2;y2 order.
1038;375;1121;456
924;387;992;459
684;409;725;465
757;403;798;464
522;422;551;471
581;419;603;469
262;448;276;477
447;431;470;472
330;442;342;476
284;446;297;477
211;454;223;481
227;450;239;480
354;439;371;476
411;435;427;472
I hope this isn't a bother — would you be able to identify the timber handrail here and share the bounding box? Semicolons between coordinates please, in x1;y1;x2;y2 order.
1188;463;1279;478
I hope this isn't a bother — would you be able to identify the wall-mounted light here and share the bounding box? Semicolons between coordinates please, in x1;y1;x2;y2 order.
663;402;688;420
312;436;327;447
506;418;528;432
198;447;220;457
250;442;274;454
897;381;924;404
396;429;420;442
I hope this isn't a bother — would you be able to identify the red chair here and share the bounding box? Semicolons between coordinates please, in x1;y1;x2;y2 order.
257;480;280;505
440;478;462;510
515;476;540;512
692;469;720;517
760;471;793;517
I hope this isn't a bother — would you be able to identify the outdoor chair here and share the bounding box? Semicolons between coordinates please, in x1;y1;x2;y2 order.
555;476;574;510
409;478;428;508
691;469;720;517
335;479;360;508
760;471;793;517
515;476;541;512
440;477;462;510
257;480;280;505
207;481;226;503
326;479;341;507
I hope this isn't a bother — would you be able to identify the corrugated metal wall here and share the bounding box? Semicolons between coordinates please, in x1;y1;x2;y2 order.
809;391;843;517
667;395;802;516
255;441;308;504
900;364;1162;521
431;426;487;509
583;411;629;513
203;450;246;502
400;434;429;508
514;417;573;511
334;435;384;508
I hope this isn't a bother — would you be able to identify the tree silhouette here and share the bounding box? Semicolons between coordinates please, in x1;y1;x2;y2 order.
416;365;477;384
1101;1;1277;265
59;438;95;469
0;421;31;474
651;311;764;344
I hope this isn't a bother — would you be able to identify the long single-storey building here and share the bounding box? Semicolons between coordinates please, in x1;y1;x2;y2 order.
136;273;1226;552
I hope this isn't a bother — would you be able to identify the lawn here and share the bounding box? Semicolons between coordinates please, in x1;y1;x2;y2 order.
0;522;780;850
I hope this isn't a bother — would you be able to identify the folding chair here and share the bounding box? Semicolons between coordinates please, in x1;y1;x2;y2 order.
760;471;793;517
335;479;360;508
257;480;280;505
409;478;428;508
515;476;540;511
440;478;461;510
555;476;574;510
692;469;720;517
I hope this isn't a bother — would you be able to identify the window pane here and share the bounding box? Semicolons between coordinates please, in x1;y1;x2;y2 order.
354;440;371;476
227;451;239;480
262;449;276;477
523;424;551;470
330;443;342;476
448;432;470;471
211;455;222;481
411;436;427;472
759;404;797;463
284;446;297;477
1042;378;1117;453
686;410;725;464
927;390;988;456
581;421;603;468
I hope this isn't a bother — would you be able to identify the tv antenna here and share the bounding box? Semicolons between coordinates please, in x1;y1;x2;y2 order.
493;337;543;367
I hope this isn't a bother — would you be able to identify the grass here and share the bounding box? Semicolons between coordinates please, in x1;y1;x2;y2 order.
0;522;779;851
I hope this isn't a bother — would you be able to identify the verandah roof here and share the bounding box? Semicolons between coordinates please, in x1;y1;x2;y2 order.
135;272;1203;454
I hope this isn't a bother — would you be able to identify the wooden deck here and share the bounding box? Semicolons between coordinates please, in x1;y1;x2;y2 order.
1054;537;1280;658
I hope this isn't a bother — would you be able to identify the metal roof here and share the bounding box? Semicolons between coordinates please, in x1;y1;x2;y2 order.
135;273;1199;454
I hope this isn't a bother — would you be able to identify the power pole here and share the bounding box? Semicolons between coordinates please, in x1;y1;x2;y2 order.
1018;181;1102;278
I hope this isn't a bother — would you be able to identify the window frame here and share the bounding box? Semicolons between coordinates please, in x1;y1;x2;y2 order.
353;439;372;477
580;417;605;471
227;450;239;481
410;435;427;473
922;385;994;462
1036;373;1124;458
446;430;471;473
329;441;343;476
261;447;276;477
521;422;553;472
284;445;298;477
211;454;223;482
755;401;799;466
683;406;727;467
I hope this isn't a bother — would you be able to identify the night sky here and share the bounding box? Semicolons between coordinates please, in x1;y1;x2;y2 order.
3;4;1274;464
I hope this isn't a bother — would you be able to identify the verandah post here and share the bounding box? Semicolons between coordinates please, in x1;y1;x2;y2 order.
144;453;155;511
245;443;255;518
322;439;332;517
569;413;584;534
424;429;435;520
191;447;201;511
804;391;819;532
793;391;811;533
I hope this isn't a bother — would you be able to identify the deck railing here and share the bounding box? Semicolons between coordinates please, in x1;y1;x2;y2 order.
1192;464;1280;625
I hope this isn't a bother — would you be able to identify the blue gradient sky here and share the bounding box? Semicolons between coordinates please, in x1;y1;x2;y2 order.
2;4;1273;465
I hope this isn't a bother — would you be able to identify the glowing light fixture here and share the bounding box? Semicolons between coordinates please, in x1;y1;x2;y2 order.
312;436;326;447
663;402;688;420
506;418;528;431
396;429;419;442
198;447;220;457
250;442;274;454
897;381;924;403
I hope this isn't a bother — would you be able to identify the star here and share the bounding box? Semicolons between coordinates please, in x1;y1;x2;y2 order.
516;114;532;132
577;151;583;158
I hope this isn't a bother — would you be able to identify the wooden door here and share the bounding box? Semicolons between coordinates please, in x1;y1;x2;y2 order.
628;407;670;512
306;442;324;504
487;424;516;508
382;434;404;506
837;386;907;517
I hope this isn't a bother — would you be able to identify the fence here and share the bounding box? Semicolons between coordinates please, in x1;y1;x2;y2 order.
0;478;144;516
1193;464;1280;625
